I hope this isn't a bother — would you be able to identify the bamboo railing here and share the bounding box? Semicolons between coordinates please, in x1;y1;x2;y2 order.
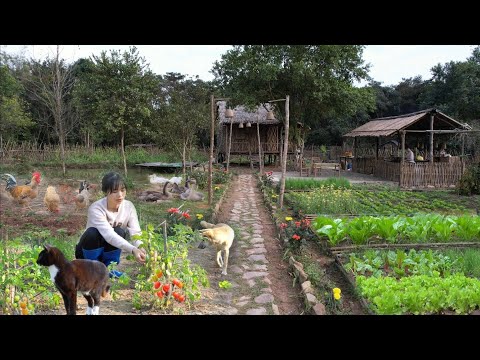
352;156;467;188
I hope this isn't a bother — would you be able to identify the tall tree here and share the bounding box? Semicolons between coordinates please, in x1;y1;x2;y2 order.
75;46;159;176
71;57;98;148
24;46;75;175
394;76;426;114
211;45;375;142
424;46;480;122
0;64;33;145
154;73;210;175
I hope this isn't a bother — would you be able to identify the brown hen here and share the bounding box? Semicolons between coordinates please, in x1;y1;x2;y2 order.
1;172;41;207
44;186;61;213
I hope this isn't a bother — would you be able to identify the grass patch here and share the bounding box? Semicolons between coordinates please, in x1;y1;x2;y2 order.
285;177;351;191
443;248;480;278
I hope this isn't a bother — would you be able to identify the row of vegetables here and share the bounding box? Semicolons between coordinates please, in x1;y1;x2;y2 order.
313;214;480;246
279;178;480;314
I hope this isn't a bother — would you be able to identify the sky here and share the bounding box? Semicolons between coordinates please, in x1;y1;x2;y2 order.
1;45;476;86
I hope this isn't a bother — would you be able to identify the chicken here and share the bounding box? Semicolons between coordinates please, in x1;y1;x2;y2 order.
1;172;41;207
44;186;60;213
75;181;90;211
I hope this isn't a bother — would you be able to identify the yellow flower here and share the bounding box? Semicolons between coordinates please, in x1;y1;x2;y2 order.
214;186;220;191
333;287;341;295
333;292;341;301
285;216;293;221
196;214;203;220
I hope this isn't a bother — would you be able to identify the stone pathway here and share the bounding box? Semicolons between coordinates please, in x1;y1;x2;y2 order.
228;174;279;315
187;173;293;315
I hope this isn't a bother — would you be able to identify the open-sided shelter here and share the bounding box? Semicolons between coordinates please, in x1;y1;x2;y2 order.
343;109;472;187
216;101;285;165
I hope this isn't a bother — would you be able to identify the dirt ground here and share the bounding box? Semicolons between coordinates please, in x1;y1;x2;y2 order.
0;183;88;238
1;168;308;315
1;166;377;315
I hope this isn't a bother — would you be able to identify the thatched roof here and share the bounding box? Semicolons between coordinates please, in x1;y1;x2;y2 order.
343;109;471;138
218;101;281;125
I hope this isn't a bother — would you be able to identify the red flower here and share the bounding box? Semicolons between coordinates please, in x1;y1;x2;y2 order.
280;223;288;229
295;221;301;228
182;212;191;219
168;207;179;214
292;234;301;241
302;219;311;227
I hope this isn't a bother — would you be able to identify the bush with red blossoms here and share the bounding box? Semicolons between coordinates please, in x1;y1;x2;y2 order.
167;207;191;234
279;217;315;251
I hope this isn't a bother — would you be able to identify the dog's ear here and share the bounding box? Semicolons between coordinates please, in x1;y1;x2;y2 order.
199;229;212;238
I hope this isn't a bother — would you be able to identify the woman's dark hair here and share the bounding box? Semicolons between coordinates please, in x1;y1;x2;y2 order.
102;172;127;194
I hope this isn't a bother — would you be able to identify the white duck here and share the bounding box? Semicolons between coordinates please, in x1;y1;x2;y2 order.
148;174;182;185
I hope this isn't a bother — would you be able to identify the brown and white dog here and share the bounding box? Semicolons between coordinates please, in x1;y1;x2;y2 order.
198;221;234;275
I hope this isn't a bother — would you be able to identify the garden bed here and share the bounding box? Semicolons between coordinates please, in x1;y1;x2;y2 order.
333;247;480;315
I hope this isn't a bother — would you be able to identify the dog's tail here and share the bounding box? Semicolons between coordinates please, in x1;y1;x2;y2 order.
200;220;216;229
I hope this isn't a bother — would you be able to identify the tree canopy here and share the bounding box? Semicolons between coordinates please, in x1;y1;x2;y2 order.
211;45;376;144
73;46;160;174
0;64;33;143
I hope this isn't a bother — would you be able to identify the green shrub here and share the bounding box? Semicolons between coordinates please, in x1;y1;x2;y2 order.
457;162;480;195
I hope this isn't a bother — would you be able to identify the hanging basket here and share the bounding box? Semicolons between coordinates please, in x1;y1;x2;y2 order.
225;109;234;118
266;111;275;120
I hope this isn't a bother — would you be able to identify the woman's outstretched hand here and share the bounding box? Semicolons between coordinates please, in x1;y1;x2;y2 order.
133;247;146;264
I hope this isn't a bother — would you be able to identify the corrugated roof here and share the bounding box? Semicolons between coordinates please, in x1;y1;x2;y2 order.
344;109;471;137
218;101;281;125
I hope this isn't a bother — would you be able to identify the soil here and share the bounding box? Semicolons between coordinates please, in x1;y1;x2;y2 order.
1;167;368;315
1;168;308;315
300;242;367;315
0;183;88;238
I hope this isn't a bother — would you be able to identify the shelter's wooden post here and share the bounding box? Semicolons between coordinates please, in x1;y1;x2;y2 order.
208;95;214;205
376;137;379;160
461;134;465;175
400;130;405;187
226;117;233;172
279;95;289;209
279;132;283;168
256;115;263;174
429;113;434;163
